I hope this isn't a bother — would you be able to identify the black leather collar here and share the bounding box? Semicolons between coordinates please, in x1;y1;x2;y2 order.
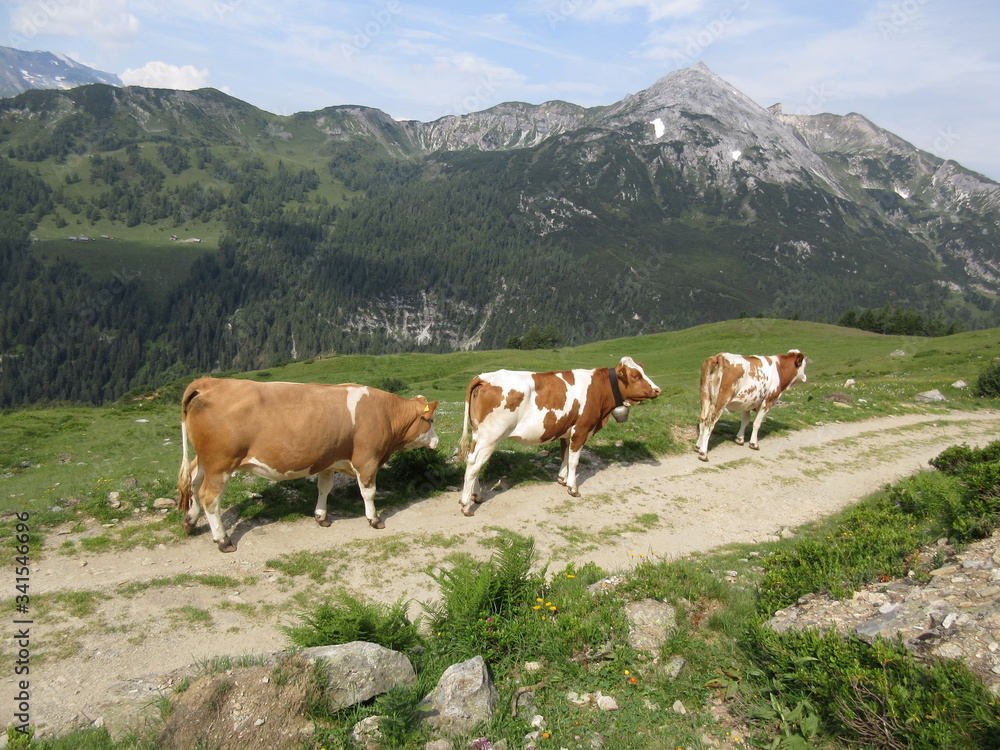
608;367;624;408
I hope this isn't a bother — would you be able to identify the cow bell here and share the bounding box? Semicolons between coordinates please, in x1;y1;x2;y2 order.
611;405;630;423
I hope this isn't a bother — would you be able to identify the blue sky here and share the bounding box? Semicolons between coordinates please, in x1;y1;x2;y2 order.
3;0;999;180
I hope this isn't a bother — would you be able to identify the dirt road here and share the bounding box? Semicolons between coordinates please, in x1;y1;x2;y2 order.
14;408;1000;738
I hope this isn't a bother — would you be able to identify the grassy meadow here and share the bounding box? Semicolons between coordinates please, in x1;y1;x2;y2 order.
2;318;998;536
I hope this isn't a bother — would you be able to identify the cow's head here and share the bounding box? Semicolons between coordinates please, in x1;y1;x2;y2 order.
785;349;810;386
616;357;661;405
404;396;440;450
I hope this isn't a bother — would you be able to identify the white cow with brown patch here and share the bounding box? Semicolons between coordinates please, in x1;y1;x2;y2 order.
457;357;660;515
695;350;809;461
176;377;439;552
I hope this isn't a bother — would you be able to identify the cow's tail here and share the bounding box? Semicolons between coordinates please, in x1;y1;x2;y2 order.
457;378;479;462
176;383;201;513
698;355;725;424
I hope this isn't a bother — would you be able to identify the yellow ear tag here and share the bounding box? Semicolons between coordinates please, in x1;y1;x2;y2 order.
423;404;430;413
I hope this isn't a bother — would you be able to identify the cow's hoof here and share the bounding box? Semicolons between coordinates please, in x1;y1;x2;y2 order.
315;515;332;527
473;495;485;504
181;519;196;535
749;443;760;451
567;487;581;498
735;438;745;446
217;538;237;553
461;506;475;517
698;453;709;462
369;517;385;530
557;477;567;486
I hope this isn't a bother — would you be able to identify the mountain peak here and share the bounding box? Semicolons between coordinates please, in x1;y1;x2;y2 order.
0;45;122;98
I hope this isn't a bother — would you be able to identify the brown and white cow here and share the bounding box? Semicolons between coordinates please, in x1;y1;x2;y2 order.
176;377;439;552
695;350;809;461
456;357;660;515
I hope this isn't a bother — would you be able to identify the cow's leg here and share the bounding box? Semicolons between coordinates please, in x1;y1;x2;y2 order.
181;457;205;534
734;411;752;446
556;438;570;485
354;474;384;529
562;432;591;497
199;473;236;553
695;405;725;461
747;407;771;451
459;436;498;516
314;469;335;527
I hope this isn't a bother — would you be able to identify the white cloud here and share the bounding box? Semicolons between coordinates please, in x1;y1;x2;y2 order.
120;61;209;90
8;0;140;44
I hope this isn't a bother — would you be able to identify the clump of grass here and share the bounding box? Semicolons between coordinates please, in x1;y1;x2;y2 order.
266;549;339;581
167;606;213;627
282;591;419;651
424;530;546;663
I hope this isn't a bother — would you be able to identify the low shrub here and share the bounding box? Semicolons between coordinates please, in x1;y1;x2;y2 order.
929;441;1000;475
744;626;1000;750
282;591;419;652
372;376;408;393
974;359;1000;398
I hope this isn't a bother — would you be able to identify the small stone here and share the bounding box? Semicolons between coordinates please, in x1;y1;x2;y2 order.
596;694;618;711
254;718;265;726
660;656;686;680
671;699;687;715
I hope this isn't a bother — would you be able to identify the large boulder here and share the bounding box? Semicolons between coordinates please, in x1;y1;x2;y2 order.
418;655;500;735
301;641;416;711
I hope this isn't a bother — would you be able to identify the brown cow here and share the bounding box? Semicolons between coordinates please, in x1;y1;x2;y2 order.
456;357;660;515
176;377;439;551
695;350;809;461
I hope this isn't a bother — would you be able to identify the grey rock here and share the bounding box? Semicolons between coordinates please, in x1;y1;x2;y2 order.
302;641;416;711
418;655;499;735
624;598;676;655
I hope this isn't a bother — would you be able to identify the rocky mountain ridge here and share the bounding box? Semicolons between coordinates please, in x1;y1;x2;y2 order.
0;45;122;99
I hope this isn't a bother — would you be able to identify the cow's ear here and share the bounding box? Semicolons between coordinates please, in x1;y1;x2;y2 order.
795;352;806;368
615;363;628;383
424;400;439;416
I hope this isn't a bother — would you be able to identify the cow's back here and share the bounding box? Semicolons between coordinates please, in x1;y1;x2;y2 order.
470;368;590;444
184;379;363;473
